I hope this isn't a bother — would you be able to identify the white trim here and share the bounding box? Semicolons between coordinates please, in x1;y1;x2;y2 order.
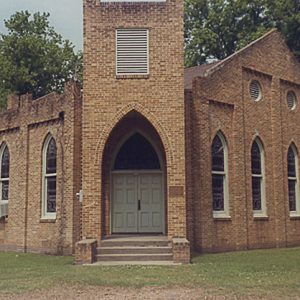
288;144;300;216
212;132;230;218
41;135;57;220
252;138;267;217
0;144;9;205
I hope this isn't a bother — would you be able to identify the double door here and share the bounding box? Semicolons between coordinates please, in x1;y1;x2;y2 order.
112;173;163;233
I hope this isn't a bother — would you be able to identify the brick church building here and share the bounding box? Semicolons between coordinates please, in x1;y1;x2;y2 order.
0;0;300;264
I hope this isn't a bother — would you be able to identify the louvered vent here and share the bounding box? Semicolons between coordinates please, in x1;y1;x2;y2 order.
249;80;262;101
287;91;296;110
116;29;149;75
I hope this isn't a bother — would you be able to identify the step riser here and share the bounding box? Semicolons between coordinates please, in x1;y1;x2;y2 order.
96;255;173;262
100;241;169;247
97;248;172;255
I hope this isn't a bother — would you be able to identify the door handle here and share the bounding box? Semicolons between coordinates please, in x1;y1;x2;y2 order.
138;199;141;211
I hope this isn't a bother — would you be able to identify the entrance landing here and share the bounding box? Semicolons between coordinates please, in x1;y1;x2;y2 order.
95;235;177;265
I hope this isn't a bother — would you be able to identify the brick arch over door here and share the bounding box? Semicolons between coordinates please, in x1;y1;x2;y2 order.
94;102;173;170
101;110;168;236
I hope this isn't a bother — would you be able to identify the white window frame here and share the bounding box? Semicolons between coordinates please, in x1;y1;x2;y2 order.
288;144;300;217
41;135;57;220
251;138;267;218
116;29;149;76
0;144;9;205
212;132;230;219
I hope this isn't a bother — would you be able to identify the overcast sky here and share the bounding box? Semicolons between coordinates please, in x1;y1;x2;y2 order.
0;0;83;51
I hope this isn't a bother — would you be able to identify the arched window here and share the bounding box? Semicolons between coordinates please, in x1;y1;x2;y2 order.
42;135;57;218
0;144;9;204
114;133;160;170
211;132;229;217
251;138;266;216
287;144;299;215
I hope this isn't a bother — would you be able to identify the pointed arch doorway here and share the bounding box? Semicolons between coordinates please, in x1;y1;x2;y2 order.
111;132;164;234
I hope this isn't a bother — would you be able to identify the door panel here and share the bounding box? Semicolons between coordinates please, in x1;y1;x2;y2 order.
138;174;163;233
112;174;138;233
112;173;163;233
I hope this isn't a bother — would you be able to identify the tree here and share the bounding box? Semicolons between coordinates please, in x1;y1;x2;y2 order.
267;0;300;61
184;0;300;67
0;11;82;107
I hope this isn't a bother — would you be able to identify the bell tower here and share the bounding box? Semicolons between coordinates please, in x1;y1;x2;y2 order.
81;0;188;261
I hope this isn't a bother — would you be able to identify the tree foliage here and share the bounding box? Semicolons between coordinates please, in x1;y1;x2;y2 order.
185;0;300;67
0;11;82;107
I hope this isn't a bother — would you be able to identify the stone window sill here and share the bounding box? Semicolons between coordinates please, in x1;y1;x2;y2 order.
253;214;268;220
213;213;231;221
290;214;300;220
40;218;56;223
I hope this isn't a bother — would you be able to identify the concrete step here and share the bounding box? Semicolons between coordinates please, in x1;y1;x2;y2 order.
100;237;169;248
96;253;173;262
97;246;172;255
92;261;180;266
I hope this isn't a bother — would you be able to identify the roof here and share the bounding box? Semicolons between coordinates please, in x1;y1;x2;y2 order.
184;61;219;90
184;29;279;90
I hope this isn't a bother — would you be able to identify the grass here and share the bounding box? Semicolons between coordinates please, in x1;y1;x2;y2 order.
0;247;300;298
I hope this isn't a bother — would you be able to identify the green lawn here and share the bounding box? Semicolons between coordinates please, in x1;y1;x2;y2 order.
1;247;300;298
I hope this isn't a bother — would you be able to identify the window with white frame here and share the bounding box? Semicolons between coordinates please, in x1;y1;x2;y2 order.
42;135;57;219
211;132;230;217
0;144;9;204
116;29;149;75
251;138;267;216
287;144;300;216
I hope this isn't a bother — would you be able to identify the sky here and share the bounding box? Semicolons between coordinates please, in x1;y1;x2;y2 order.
0;0;83;51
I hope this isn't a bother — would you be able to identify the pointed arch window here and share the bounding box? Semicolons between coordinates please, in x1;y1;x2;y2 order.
114;133;160;170
251;138;267;216
0;145;9;204
287;144;300;215
42;135;57;219
211;133;229;217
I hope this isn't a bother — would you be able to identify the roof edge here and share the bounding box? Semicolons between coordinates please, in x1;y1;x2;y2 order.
203;28;278;77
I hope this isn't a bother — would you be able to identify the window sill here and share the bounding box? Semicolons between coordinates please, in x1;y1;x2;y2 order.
40;218;56;223
290;214;300;220
116;74;149;80
213;213;231;220
253;213;268;220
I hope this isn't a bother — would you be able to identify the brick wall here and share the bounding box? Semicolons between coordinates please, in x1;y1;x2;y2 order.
0;82;82;254
187;30;300;252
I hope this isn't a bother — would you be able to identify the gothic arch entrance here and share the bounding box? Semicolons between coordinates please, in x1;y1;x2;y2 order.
112;133;164;233
101;111;166;236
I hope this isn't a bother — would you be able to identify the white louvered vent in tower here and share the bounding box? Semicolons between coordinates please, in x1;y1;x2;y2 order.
116;29;149;75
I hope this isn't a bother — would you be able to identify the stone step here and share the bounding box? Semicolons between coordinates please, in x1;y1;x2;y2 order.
92;261;181;266
100;238;169;248
97;246;172;255
96;253;173;262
